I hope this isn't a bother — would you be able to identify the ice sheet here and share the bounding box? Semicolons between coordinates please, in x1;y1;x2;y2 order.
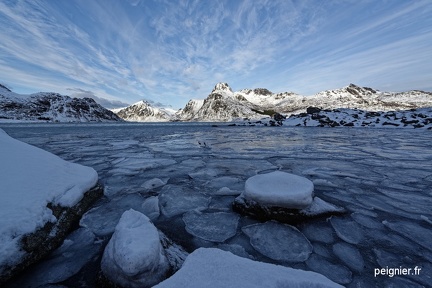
242;221;312;262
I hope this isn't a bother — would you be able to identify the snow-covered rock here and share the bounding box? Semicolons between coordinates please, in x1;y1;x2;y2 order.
282;107;432;129
244;171;314;209
113;100;174;122
101;209;170;288
233;171;345;224
154;248;343;288
0;129;102;283
0;85;121;122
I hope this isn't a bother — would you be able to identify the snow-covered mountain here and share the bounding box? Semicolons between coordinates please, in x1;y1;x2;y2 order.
0;84;121;122
113;100;175;122
175;83;432;122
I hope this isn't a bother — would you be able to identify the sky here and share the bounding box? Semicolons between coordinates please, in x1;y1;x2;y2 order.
0;0;431;109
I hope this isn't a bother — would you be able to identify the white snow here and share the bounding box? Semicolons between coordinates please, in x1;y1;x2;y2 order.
101;209;169;288
0;129;98;270
155;248;343;288
243;171;314;209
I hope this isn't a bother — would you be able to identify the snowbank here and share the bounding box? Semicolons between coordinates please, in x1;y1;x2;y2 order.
155;248;343;288
101;209;169;288
243;171;314;209
0;129;98;274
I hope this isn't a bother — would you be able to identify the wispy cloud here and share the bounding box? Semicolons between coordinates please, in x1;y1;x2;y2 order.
0;0;431;108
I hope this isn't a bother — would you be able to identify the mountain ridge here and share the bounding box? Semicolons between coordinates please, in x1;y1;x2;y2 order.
0;86;122;122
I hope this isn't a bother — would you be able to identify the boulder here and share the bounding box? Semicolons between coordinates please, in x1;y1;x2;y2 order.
233;171;345;224
100;209;187;288
154;248;343;288
0;129;103;285
0;183;103;285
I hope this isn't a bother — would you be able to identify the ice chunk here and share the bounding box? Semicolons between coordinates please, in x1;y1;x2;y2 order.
330;217;364;244
159;185;210;218
332;242;364;272
300;196;345;216
182;211;239;242
351;212;384;229
141;196;160;221
383;220;432;252
101;209;169;288
312;243;332;259
301;222;335;244
11;228;100;288
373;248;403;268
216;244;254;259
243;171;314;209
205;176;244;195
242;221;312;262
155;248;343;288
306;254;352;285
80;194;146;236
141;178;168;191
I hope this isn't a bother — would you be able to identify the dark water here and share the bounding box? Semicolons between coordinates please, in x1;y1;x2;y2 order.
2;123;432;287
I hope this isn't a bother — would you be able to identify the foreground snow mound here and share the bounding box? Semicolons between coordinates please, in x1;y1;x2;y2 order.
0;129;98;280
155;248;343;288
244;171;314;209
101;209;169;288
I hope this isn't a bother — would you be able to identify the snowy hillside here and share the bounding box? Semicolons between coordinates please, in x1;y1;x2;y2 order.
0;84;121;122
113;100;174;122
175;83;432;122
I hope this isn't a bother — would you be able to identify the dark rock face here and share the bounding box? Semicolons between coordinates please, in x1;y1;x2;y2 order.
0;183;104;285
306;106;321;114
253;88;272;95
232;196;345;225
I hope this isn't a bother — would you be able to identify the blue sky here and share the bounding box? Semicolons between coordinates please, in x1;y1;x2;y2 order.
0;0;431;109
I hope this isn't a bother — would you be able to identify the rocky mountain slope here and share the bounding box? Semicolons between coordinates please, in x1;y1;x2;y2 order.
112;100;174;122
175;83;432;122
0;84;121;122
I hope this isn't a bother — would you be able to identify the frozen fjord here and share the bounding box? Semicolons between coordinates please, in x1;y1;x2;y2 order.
2;123;432;287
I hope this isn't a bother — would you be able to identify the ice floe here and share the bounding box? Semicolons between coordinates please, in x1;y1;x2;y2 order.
242;221;312;262
158;185;210;218
183;211;239;242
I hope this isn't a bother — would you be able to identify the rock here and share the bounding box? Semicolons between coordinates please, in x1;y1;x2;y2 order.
307;107;321;114
233;196;345;224
233;171;344;224
154;248;343;288
100;209;170;288
243;171;314;209
0;183;103;285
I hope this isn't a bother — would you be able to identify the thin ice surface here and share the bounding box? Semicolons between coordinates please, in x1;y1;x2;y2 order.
3;124;432;288
9;228;100;288
158;185;210;218
242;221;312;262
183;211;239;242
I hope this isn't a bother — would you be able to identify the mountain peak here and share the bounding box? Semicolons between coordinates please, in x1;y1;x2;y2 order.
0;83;12;92
212;82;232;93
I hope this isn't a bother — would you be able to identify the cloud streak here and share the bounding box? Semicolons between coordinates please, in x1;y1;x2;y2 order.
0;0;431;108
